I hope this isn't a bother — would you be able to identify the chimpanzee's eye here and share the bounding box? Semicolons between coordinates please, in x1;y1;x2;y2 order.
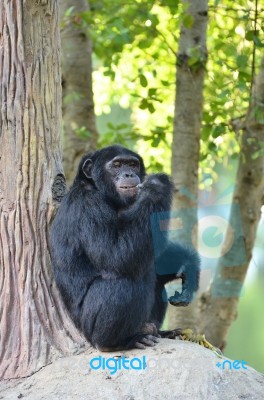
113;161;121;168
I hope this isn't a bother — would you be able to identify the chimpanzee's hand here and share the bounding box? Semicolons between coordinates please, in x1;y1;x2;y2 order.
138;173;173;203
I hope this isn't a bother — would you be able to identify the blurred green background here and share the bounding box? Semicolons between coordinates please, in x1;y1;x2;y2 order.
225;249;264;373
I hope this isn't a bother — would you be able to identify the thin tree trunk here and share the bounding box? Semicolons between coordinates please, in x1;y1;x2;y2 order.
60;0;98;184
198;57;264;350
0;0;85;380
167;0;208;329
171;0;208;210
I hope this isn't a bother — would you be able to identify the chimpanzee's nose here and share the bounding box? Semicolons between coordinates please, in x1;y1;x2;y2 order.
125;172;133;178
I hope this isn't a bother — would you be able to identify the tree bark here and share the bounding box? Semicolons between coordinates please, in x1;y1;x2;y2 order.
0;0;85;380
198;57;264;350
167;0;208;329
60;0;98;184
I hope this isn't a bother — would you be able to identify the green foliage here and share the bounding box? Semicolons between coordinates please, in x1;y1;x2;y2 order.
89;0;158;68
74;126;92;139
98;122;138;147
72;0;264;173
225;277;264;373
63;91;84;105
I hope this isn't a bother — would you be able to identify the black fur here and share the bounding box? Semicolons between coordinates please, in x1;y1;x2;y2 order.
50;145;200;350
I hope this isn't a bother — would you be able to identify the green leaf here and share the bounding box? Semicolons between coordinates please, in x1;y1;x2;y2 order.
139;74;148;88
224;45;236;57
103;69;116;79
139;99;149;110
202;126;211;140
80;11;92;24
245;30;264;47
161;80;170;86
238;71;251;82
143;135;153;141
107;122;115;129
212;125;225;138
65;6;75;17
253;36;264;48
148;103;155;113
138;39;152;49
75;126;92;138
152;137;160;147
199;153;208;161
236;55;248;68
208;142;217;152
160;0;179;10
148;88;157;97
245;30;259;41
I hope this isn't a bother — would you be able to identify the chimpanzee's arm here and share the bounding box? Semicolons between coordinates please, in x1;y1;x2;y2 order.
82;174;173;278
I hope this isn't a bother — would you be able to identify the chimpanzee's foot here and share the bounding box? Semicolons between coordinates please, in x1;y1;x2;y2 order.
129;334;159;350
135;334;159;349
96;322;160;352
96;333;159;352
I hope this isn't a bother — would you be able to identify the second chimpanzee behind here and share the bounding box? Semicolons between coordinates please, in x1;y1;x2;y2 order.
50;145;200;350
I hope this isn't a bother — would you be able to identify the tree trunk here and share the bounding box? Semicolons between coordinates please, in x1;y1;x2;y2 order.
171;0;208;210
167;0;208;329
198;56;264;350
0;0;85;380
60;0;98;184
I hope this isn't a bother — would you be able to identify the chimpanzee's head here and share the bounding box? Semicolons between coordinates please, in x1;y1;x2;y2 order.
74;145;146;208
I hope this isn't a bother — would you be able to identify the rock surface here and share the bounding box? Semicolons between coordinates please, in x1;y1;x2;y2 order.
1;339;263;400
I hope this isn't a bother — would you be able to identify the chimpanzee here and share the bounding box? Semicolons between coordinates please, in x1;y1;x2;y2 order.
50;145;200;351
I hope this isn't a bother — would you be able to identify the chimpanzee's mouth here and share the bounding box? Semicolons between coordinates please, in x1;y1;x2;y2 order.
118;185;139;196
119;186;137;190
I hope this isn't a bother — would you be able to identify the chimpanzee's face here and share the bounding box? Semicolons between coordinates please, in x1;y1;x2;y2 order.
105;155;141;200
79;145;146;208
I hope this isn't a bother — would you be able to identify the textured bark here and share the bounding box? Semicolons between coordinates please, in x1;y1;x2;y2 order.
0;0;85;380
198;57;264;349
167;0;208;329
60;0;98;184
171;0;208;210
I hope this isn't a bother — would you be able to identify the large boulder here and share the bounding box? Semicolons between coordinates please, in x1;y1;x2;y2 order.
1;339;263;400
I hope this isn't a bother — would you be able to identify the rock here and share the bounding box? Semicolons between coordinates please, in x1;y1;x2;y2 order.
0;339;263;400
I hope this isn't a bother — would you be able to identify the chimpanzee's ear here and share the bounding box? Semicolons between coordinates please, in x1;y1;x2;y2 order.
82;158;93;179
